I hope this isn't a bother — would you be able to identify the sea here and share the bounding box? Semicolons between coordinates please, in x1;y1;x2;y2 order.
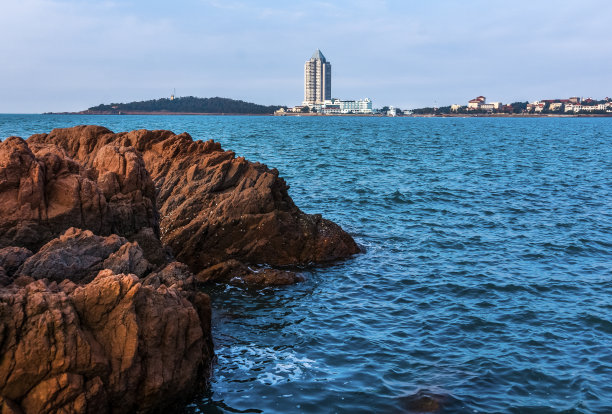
1;114;611;413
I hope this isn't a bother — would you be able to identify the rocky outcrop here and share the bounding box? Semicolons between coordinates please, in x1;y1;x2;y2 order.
0;133;213;413
0;269;212;414
0;124;360;413
28;126;360;273
0;137;158;254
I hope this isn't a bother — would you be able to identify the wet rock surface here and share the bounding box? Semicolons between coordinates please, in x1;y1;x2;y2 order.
195;259;304;286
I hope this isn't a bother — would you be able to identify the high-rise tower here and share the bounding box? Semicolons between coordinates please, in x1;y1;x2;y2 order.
303;49;331;106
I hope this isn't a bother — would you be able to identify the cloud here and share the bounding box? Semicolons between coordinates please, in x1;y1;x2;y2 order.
0;0;610;112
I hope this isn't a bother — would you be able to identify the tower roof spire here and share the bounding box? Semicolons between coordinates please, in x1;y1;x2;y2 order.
311;49;326;61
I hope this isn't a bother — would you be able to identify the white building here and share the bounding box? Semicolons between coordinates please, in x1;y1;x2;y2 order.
321;98;373;114
467;96;501;111
468;96;486;109
303;50;331;106
481;102;502;111
565;103;607;113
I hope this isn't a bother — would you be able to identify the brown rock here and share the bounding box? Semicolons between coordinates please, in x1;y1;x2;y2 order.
27;126;360;272
195;259;303;287
129;227;169;267
20;374;106;414
398;390;458;413
0;270;212;414
16;228;140;284
238;268;305;286
195;259;250;283
0;247;33;277
143;261;195;290
102;241;151;278
0;267;9;287
0;396;23;414
0;137;158;254
0;129;221;413
90;145;158;239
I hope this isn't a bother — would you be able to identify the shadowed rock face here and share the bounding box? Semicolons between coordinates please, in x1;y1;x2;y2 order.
0;247;32;279
16;228;151;285
28;125;360;272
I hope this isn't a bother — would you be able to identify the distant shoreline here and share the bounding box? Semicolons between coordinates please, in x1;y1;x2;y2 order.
45;111;272;116
42;111;612;118
407;113;612;118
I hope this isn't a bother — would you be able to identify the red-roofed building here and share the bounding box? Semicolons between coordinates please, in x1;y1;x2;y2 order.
468;96;501;110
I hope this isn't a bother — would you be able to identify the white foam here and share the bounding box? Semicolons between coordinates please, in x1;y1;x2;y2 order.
215;344;317;386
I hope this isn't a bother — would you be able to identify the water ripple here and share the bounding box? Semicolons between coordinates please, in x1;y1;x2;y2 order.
3;115;612;414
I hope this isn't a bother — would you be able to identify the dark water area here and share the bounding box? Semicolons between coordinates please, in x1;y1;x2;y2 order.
2;115;611;413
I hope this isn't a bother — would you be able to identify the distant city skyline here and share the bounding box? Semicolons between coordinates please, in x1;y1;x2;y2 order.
1;0;611;113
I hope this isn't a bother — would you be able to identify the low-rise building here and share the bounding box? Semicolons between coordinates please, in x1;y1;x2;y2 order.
565;103;606;113
288;106;307;113
527;101;545;112
467;96;486;109
481;102;502;111
321;98;373;114
320;104;341;114
467;96;501;111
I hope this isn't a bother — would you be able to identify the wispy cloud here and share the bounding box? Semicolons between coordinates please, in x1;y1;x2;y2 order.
1;0;610;112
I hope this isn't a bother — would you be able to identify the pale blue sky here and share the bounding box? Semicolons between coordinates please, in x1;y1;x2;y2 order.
1;0;610;112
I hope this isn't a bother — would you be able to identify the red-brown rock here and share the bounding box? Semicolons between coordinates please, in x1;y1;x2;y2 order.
195;259;304;286
27;126;360;271
1;129;221;413
0;137;158;254
0;270;212;414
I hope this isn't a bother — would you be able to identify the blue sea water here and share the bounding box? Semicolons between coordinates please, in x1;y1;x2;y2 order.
1;114;611;413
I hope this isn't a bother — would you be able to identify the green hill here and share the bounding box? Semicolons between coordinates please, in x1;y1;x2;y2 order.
86;96;285;114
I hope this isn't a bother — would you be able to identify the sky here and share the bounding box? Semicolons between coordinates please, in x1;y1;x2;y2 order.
1;0;611;113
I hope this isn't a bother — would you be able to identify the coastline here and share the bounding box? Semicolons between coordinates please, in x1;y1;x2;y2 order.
43;111;612;118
